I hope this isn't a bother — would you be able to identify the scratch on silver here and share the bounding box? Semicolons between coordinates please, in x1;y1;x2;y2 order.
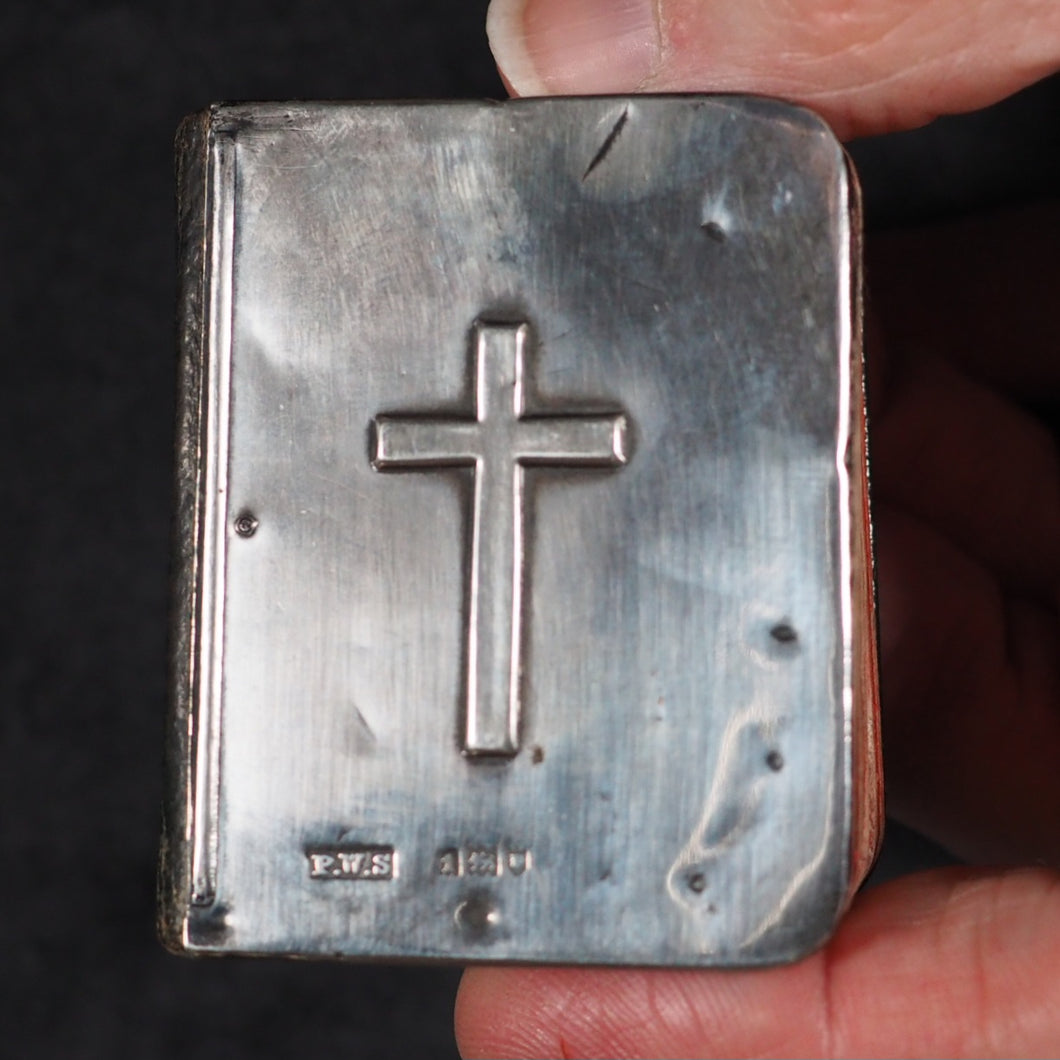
190;130;236;907
582;106;630;181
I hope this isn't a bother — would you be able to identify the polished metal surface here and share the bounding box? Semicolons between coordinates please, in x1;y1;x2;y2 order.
161;96;880;966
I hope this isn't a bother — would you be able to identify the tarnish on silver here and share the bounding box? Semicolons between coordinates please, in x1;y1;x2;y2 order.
372;320;628;757
161;97;881;966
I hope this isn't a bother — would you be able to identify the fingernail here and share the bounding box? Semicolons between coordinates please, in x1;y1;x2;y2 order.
487;0;661;96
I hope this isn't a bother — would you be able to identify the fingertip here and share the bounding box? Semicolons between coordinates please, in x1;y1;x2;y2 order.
456;870;1060;1058
486;0;1060;138
455;967;564;1059
485;0;547;98
487;0;661;97
453;968;493;1058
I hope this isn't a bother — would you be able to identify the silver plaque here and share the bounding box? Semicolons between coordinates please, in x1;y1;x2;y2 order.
160;97;881;966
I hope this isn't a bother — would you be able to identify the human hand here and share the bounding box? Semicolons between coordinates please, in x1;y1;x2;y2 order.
456;1;1060;1055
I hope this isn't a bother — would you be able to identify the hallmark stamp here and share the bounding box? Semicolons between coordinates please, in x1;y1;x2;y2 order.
506;849;530;876
437;848;461;877
306;845;395;880
466;848;499;876
436;843;531;878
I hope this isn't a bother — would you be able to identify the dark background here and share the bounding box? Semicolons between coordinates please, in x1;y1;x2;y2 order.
4;2;1058;1057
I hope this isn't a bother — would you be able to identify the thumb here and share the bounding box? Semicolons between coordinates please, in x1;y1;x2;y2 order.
486;0;1060;139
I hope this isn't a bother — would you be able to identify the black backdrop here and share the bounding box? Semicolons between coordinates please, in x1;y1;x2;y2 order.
4;2;1059;1057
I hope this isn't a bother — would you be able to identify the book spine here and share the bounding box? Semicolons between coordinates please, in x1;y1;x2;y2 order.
158;109;211;953
841;151;884;898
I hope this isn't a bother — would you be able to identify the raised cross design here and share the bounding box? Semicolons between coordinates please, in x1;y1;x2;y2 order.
371;320;628;758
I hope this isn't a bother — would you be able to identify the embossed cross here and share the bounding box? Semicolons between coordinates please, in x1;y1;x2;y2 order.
372;321;628;757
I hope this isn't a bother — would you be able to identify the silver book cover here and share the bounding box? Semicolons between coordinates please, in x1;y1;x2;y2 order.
160;96;881;966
